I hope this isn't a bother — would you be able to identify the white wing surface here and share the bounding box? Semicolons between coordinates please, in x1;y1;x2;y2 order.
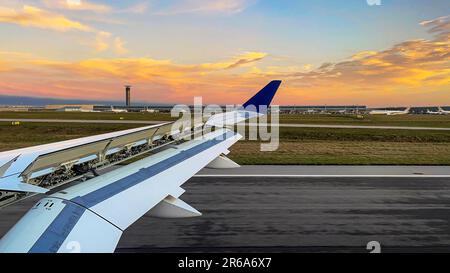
0;129;240;252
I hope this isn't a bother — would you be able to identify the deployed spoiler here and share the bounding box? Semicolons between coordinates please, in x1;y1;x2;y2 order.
0;122;180;207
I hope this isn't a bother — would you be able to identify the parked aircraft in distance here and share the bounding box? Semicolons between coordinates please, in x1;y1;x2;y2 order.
108;106;128;113
369;107;410;115
0;80;282;253
427;107;450;115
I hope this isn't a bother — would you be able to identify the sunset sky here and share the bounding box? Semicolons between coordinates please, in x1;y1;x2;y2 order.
0;0;448;106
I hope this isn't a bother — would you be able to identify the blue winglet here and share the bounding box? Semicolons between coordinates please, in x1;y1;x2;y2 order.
242;80;282;113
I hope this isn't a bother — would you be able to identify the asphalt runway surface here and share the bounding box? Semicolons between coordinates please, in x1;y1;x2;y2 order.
1;118;450;131
197;165;450;177
1;174;450;253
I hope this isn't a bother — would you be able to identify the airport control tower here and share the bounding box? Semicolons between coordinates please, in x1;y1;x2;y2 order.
125;85;131;106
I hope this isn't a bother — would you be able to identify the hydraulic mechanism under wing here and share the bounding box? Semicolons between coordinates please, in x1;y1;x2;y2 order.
0;122;183;208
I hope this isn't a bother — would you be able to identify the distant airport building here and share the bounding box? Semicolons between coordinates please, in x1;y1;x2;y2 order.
91;105;367;114
93;105;171;112
0;105;34;112
4;102;449;115
278;105;367;114
55;106;84;112
45;104;95;112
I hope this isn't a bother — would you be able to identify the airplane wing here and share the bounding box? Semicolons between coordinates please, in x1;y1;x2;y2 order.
0;80;282;253
0;122;179;208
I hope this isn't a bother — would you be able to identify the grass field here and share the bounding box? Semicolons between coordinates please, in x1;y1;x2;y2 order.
229;141;450;165
230;126;450;165
0;122;138;151
1;121;449;165
275;127;450;142
277;114;450;128
0;111;175;121
1;111;450;128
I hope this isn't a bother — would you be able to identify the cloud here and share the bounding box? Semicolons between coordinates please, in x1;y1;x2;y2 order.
0;16;448;106
31;51;267;80
113;37;129;55
296;37;450;87
0;50;268;103
0;50;34;59
420;15;449;33
0;60;7;72
43;0;112;13
420;15;450;41
156;0;256;15
246;15;450;105
122;1;149;14
351;51;378;60
198;51;267;70
0;5;94;32
0;4;130;55
94;31;112;52
93;33;130;55
225;51;266;69
43;0;149;15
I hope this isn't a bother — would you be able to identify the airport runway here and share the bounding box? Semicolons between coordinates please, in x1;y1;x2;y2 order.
122;176;450;253
1;172;450;252
1;118;450;131
197;165;450;177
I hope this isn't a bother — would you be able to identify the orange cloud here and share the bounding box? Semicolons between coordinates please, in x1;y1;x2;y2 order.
197;52;267;70
94;31;112;52
0;51;268;104
43;0;113;13
0;5;94;32
43;0;148;15
247;16;450;106
113;37;129;55
420;15;449;40
0;61;6;72
28;51;267;81
0;16;448;107
156;0;256;15
122;2;149;14
93;31;130;55
0;4;131;55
